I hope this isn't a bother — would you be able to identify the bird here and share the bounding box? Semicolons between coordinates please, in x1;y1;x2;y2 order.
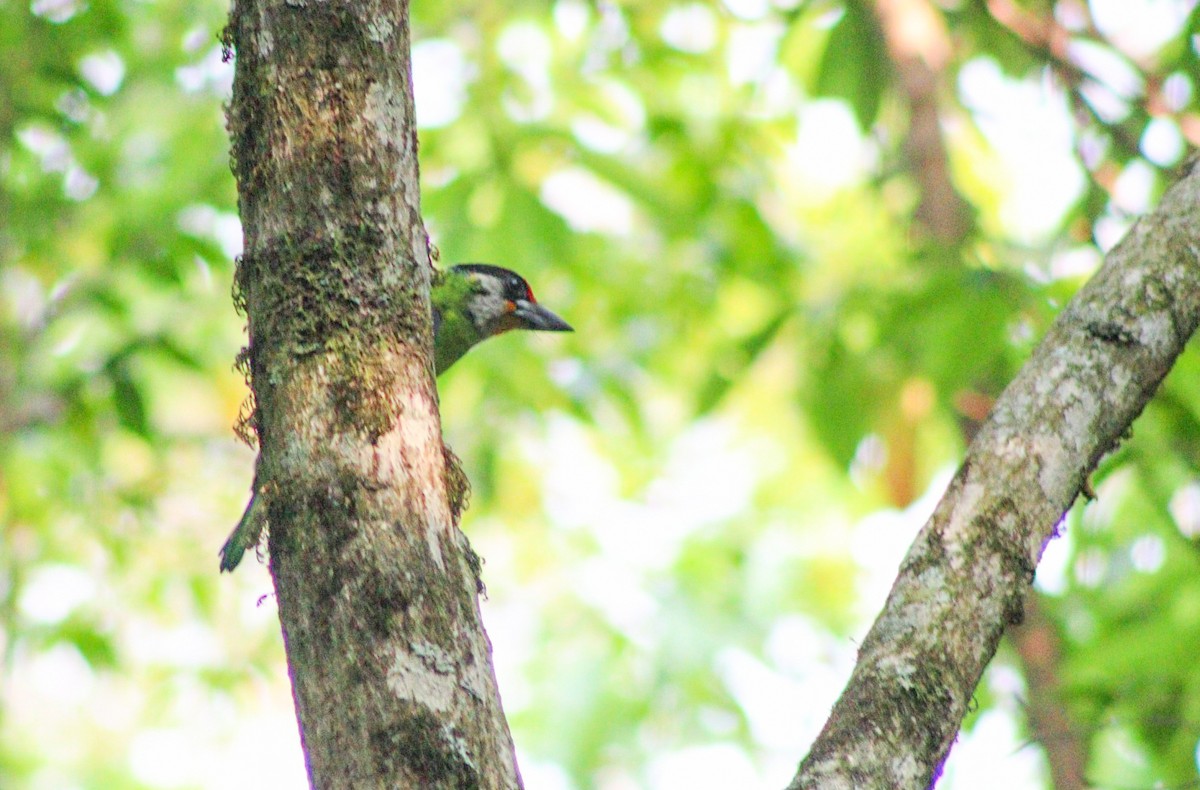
431;263;572;373
219;264;572;572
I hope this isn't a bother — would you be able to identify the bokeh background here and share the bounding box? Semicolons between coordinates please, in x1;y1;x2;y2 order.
4;0;1200;787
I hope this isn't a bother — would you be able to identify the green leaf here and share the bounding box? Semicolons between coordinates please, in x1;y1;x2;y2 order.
813;1;889;129
108;361;149;437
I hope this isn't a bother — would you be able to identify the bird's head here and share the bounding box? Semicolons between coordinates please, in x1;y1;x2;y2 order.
452;263;573;339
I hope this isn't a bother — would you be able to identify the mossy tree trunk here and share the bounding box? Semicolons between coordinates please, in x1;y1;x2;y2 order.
225;1;522;787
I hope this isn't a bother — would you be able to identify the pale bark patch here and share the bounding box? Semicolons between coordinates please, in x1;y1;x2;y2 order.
385;643;458;712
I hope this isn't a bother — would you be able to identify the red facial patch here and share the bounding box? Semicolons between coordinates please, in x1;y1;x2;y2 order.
525;283;535;303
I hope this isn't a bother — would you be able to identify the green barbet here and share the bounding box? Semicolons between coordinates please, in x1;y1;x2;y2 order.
219;264;571;572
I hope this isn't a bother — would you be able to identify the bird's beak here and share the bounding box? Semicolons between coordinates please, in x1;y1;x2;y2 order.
513;300;573;332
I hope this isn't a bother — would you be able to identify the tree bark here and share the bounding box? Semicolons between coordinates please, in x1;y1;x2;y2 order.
871;0;972;246
225;1;521;787
790;162;1200;788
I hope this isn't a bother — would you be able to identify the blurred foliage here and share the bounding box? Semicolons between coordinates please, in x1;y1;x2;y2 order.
2;0;1200;787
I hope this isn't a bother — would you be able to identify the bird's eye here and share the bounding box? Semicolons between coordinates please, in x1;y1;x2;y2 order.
498;272;535;302
506;276;526;300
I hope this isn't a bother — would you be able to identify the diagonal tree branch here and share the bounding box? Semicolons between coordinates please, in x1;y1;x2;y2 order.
790;161;1200;788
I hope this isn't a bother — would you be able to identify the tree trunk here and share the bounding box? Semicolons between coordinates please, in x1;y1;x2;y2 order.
225;1;522;787
1008;595;1090;790
791;162;1200;788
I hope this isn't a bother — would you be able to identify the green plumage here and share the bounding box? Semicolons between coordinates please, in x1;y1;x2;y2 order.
219;492;264;574
432;267;486;374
